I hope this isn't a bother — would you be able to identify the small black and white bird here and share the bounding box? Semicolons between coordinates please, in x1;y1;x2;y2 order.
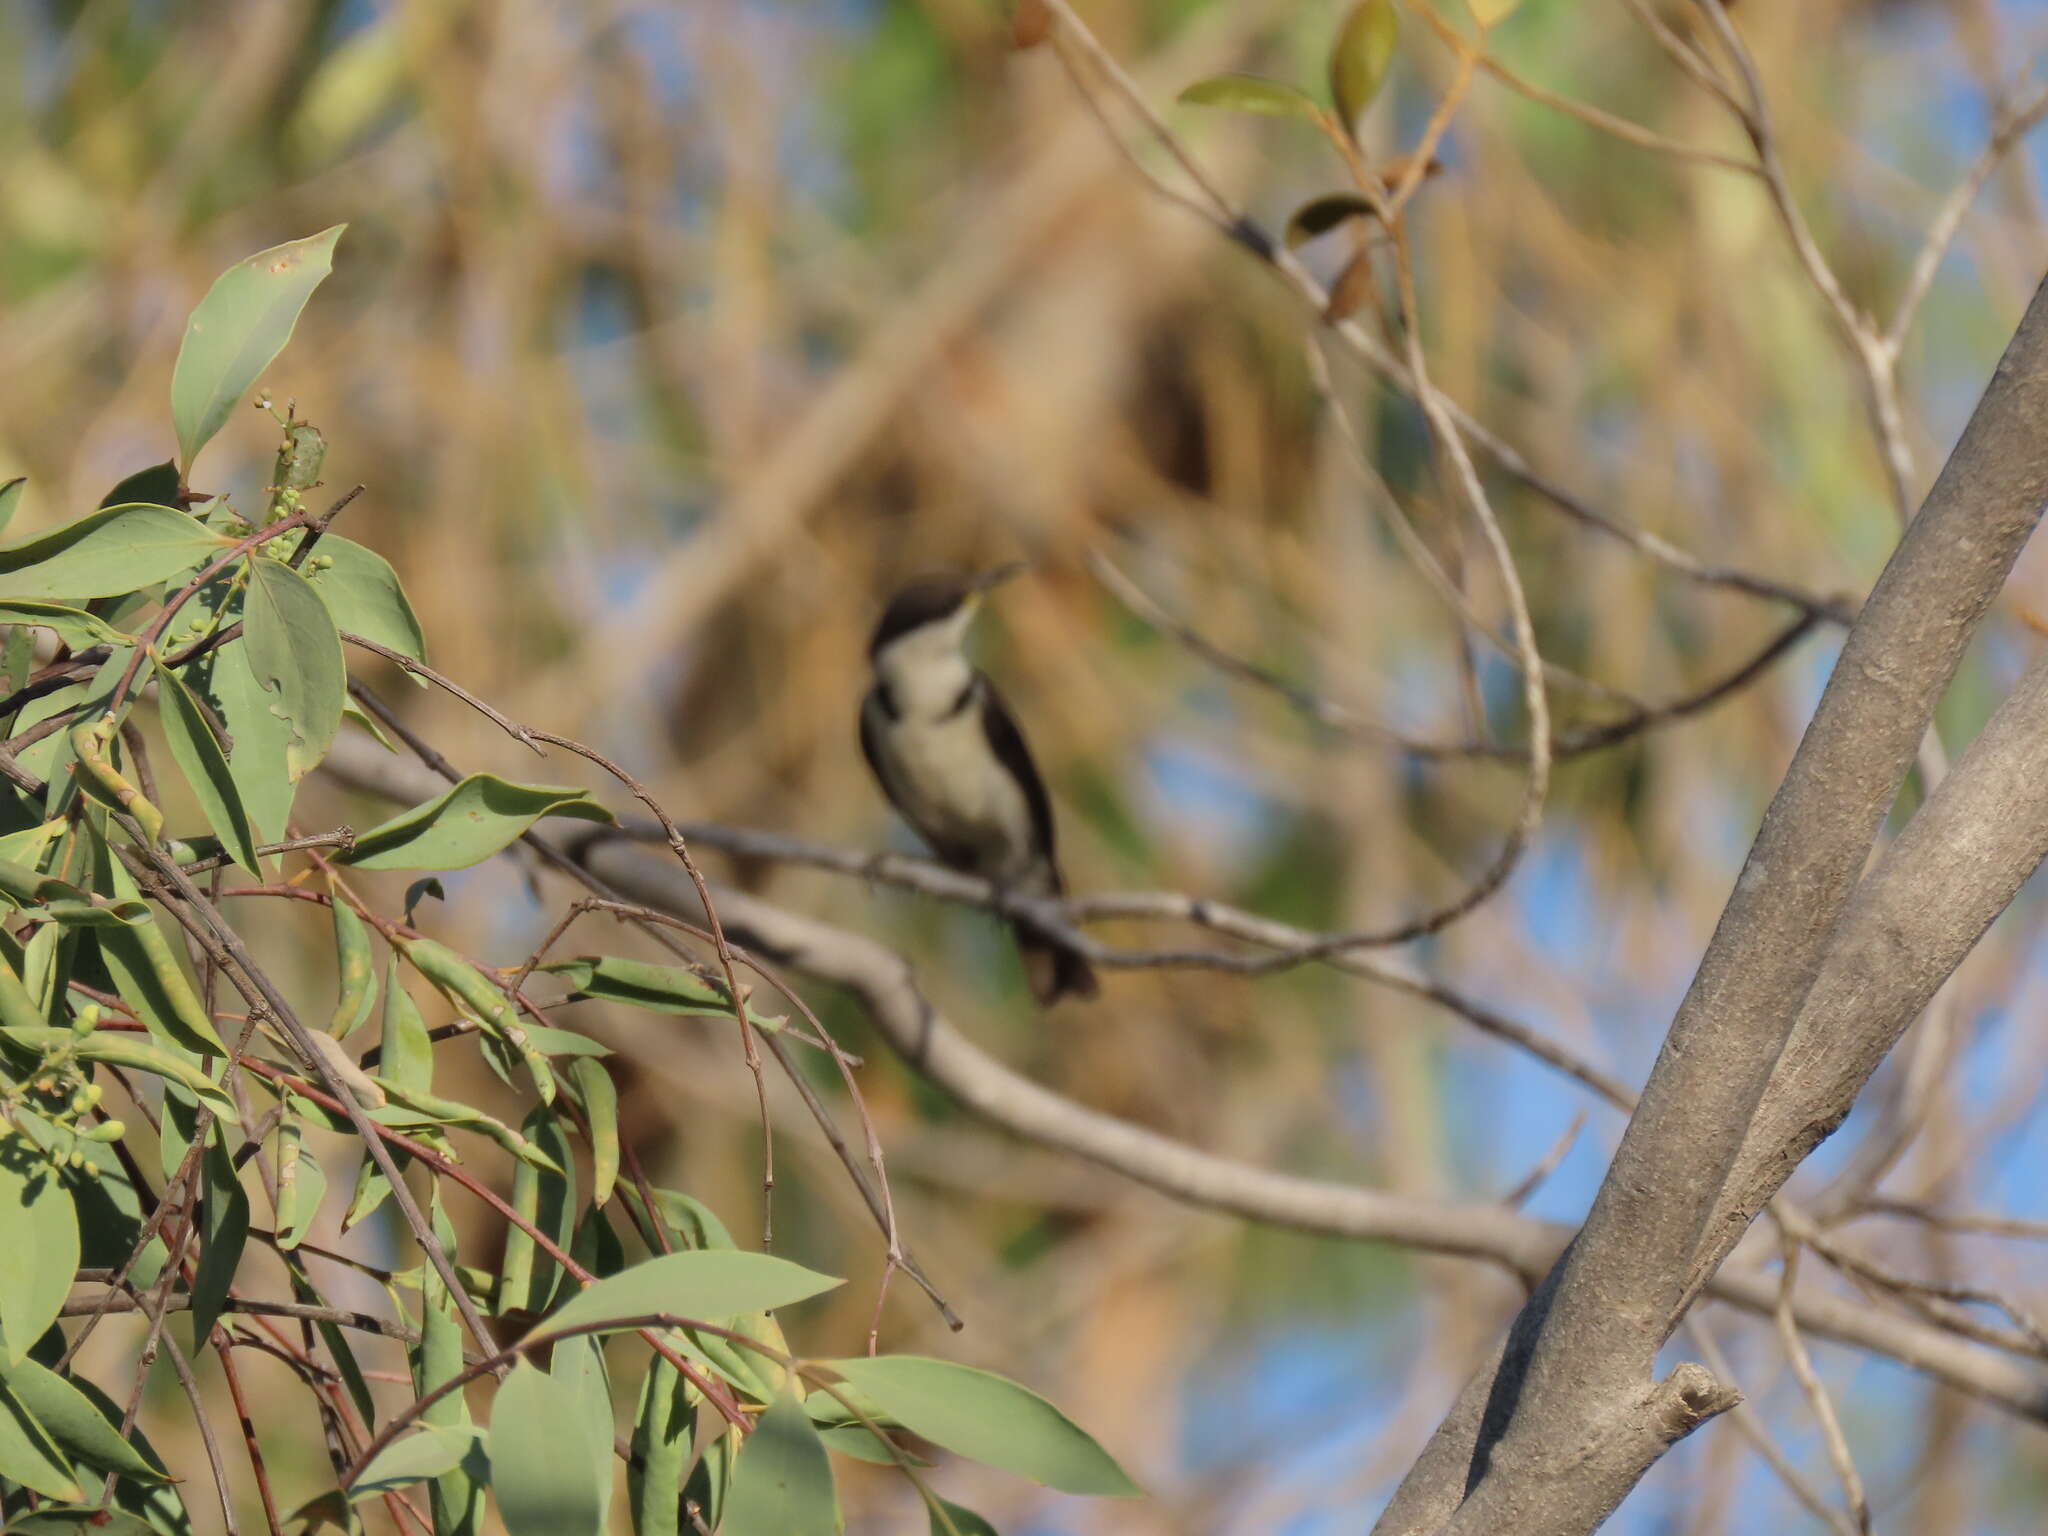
860;566;1097;1005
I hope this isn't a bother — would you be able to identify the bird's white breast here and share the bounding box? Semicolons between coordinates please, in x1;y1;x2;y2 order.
878;701;1039;883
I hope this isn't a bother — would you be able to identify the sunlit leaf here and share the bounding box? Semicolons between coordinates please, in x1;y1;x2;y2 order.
97;462;182;511
496;1106;574;1317
0;601;129;650
721;1392;838;1536
821;1357;1139;1496
0;478;23;536
342;774;614;871
0;1155;77;1365
542;954;775;1029
328;893;377;1037
0;506;225;602
400;938;554;1104
542;1250;842;1340
273;1120;326;1250
568;1057;619;1208
156;663;263;876
0;1030;240;1125
1330;0;1398;138
243;554;346;784
352;1424;485;1500
170;226;345;475
307;535;427;662
489;1363;605;1536
551;1335;615;1530
188;1139;249;1342
0;1373;83;1500
1176;73;1321;121
929;1498;1000;1536
377;960;434;1094
629;1353;691;1536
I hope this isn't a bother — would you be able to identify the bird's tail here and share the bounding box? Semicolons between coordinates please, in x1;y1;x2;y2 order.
1016;924;1098;1006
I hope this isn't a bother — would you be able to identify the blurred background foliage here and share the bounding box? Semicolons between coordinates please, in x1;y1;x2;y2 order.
7;0;2048;1531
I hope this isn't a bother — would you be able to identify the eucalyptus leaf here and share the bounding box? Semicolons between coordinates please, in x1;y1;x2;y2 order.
1177;73;1321;120
342;774;614;872
720;1391;838;1536
0;1154;78;1365
489;1363;606;1536
0;477;23;535
0;601;130;649
541;1250;841;1340
351;1424;485;1500
0;1358;168;1483
97;462;183;511
306;535;427;662
820;1356;1138;1496
1;1031;240;1125
1330;0;1398;136
188;1139;249;1342
0;1372;83;1500
243;554;346;783
171;226;345;474
0;506;225;602
156;663;263;876
328;895;376;1037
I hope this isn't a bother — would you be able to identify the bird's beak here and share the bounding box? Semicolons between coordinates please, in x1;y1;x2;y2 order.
973;561;1026;596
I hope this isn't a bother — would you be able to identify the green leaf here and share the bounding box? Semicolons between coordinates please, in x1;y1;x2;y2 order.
568;1057;619;1208
243;554;346;784
628;1354;691;1536
542;1251;841;1340
400;938;553;1104
342;1153;395;1232
721;1392;838;1536
550;1335;614;1531
273;1120;326;1250
5;1509;156;1535
650;1189;735;1251
170;226;345;475
415;1190;486;1536
929;1498;1000;1536
98;462;184;511
0;506;225;602
489;1363;606;1536
188;1139;249;1342
352;1424;485;1500
370;1082;560;1172
1176;74;1321;120
0;477;23;536
1330;0;1398;137
342;775;615;872
495;1107;574;1317
0;1373;83;1501
543;955;769;1027
308;535;427;662
0;1030;240;1125
0;1358;168;1483
187;595;297;841
820;1357;1139;1496
1285;191;1379;248
0;601;130;650
93;893;231;1056
328;895;377;1037
376;961;433;1094
155;663;263;877
0;1154;77;1365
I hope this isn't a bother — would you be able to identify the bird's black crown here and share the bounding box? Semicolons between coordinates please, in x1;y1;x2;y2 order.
868;574;978;656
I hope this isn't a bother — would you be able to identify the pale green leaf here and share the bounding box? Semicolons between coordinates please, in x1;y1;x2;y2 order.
0;1374;83;1501
542;1251;841;1340
243;554;346;784
489;1363;605;1536
352;1424;485;1500
721;1392;838;1536
0;478;23;536
0;601;130;649
307;535;427;662
0;1358;168;1483
821;1357;1139;1496
1330;0;1398;136
0;1156;77;1364
171;226;345;474
156;663;263;876
0;506;225;601
628;1354;690;1536
342;775;614;872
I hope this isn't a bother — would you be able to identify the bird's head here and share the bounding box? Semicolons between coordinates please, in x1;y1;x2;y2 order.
867;563;1023;663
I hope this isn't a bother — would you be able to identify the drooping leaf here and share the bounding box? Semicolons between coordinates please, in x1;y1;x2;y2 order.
370;1081;561;1172
376;960;433;1094
0;1373;83;1500
0;1358;168;1483
489;1363;606;1536
542;1251;841;1341
820;1357;1139;1496
0;506;226;602
273;1120;326;1250
155;663;263;876
416;1190;486;1536
568;1057;619;1208
550;1335;615;1530
93;894;231;1056
342;775;614;872
495;1106;575;1318
307;535;427;662
542;954;774;1029
327;894;377;1037
1177;74;1321;120
352;1424;486;1500
242;554;346;784
0;601;131;650
186;588;297;841
650;1189;736;1251
0;1155;77;1365
170;226;345;474
721;1392;839;1536
98;462;184;512
1330;0;1398;137
628;1353;691;1536
0;478;24;535
188;1139;250;1343
400;938;554;1104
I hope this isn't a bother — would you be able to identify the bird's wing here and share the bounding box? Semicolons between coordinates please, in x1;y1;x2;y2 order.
977;680;1060;887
